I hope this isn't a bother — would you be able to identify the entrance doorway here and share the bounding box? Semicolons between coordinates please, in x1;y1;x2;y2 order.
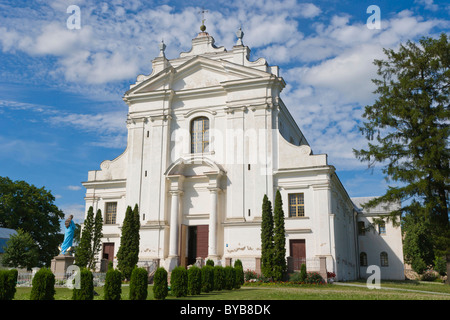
185;225;209;266
290;239;306;271
102;243;115;263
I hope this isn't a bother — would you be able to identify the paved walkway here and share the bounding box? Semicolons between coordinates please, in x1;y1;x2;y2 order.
334;282;450;296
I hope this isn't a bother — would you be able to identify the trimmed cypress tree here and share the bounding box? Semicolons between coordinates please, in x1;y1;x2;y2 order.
223;266;235;290
213;265;224;291
234;260;244;286
75;206;94;268
0;269;18;300
89;209;103;270
273;190;287;281
171;266;188;297
201;265;214;293
261;194;274;279
117;204;141;281
30;268;55;300
187;265;202;295
104;267;122;300
153;267;168;300
72;268;94;300
129;267;148;300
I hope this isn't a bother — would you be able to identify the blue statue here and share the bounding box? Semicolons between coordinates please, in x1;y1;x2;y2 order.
59;215;76;255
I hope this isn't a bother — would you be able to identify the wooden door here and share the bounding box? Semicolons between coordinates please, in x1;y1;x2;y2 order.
290;239;306;271
196;225;209;259
102;243;115;262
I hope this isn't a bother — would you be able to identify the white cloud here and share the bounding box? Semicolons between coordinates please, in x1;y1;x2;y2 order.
66;185;82;191
60;203;86;224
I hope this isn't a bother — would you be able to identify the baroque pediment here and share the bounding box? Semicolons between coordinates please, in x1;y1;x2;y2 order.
125;56;277;97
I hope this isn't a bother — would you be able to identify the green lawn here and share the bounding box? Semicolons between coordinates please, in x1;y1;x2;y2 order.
12;281;450;300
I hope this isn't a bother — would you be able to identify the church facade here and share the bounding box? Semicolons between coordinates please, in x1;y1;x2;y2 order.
82;26;404;281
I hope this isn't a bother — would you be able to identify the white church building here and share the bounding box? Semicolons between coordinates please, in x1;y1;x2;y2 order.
82;25;404;281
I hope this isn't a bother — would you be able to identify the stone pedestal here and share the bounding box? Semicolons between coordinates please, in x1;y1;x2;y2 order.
319;256;328;281
51;255;75;279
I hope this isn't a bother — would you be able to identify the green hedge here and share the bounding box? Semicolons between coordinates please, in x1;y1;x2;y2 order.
104;268;122;300
201;265;214;293
213;266;224;291
72;268;94;300
234;266;244;289
129;267;148;300
187;266;202;295
223;266;235;290
171;266;188;297
30;268;55;300
0;269;18;300
153;267;168;300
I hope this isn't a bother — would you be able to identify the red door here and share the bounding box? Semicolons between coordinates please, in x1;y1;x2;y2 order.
102;243;115;262
290;239;306;271
196;225;209;259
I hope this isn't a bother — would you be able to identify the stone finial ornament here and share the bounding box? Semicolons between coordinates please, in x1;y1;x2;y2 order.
236;27;244;45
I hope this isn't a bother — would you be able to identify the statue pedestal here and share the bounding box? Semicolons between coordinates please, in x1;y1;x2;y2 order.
51;255;75;279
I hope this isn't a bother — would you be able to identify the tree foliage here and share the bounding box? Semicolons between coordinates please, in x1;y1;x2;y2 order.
1;229;39;270
354;33;450;256
75;206;94;269
0;177;64;266
117;204;140;280
273;190;287;281
261;194;274;278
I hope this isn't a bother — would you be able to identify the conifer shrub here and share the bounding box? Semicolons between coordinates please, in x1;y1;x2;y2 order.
30;268;55;300
129;267;148;300
213;265;224;291
0;269;18;300
223;266;235;290
153;267;168;300
104;268;122;300
234;266;244;289
171;266;188;297
206;259;214;267
187;265;202;295
72;268;94;300
201;265;214;293
299;263;307;282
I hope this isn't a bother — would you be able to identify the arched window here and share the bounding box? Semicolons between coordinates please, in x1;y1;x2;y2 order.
191;116;209;153
360;252;368;267
380;252;389;267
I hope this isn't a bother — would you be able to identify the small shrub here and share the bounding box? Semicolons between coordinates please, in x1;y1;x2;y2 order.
305;272;325;284
187;266;202;295
299;263;307;282
234;267;244;288
434;256;447;277
223;266;235;290
421;271;438;282
206;259;215;267
153;267;168;300
234;259;243;268
104;268;122;300
412;257;427;275
72;268;94;300
171;266;188;297
30;268;55;300
201;265;214;293
129;267;148;300
213;266;224;291
0;269;18;300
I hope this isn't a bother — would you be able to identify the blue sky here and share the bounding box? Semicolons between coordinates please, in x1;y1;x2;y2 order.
0;0;449;226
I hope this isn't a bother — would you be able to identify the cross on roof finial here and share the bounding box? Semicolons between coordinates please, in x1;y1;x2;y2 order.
199;8;208;31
